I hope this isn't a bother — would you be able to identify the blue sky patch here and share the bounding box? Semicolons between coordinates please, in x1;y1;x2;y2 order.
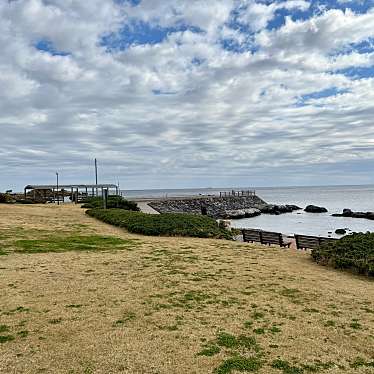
336;66;374;79
101;21;203;51
35;40;70;56
296;87;350;106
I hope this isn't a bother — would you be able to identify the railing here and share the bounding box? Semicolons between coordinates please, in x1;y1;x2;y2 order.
219;190;256;197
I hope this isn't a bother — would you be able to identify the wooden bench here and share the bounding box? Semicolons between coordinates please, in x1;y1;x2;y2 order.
242;229;262;243
242;229;291;248
295;234;338;250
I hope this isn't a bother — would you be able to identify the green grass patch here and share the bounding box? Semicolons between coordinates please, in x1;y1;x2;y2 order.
350;357;374;369
12;235;138;254
86;209;232;239
0;248;7;256
17;330;28;338
271;359;303;374
216;332;260;352
349;320;362;330
215;356;263;374
197;344;221;356
0;324;9;333
311;232;374;276
0;335;15;344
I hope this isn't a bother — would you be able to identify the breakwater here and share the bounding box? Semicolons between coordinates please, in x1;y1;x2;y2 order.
148;194;268;218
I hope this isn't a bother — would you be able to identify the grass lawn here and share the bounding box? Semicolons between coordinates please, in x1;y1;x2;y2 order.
0;204;373;374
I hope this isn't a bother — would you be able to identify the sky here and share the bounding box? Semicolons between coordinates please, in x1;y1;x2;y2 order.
1;0;374;191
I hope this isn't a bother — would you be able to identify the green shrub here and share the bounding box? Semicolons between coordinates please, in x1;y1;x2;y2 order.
81;196;139;211
86;209;232;239
0;193;16;204
311;232;374;276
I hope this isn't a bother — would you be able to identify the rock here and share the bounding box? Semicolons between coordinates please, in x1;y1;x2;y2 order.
218;220;232;231
304;205;328;213
365;212;374;220
223;209;246;219
353;212;367;218
335;228;346;235
244;208;261;218
286;204;302;211
332;209;374;221
149;195;267;219
342;208;353;217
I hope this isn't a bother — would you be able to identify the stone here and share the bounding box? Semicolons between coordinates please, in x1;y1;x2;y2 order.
286;204;302;211
244;208;261;218
335;228;346;235
365;212;374;220
342;208;353;217
222;210;246;219
304;205;328;213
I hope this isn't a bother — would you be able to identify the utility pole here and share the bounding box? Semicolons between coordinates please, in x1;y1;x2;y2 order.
56;172;59;205
94;158;98;196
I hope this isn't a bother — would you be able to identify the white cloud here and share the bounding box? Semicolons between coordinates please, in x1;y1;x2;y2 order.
237;0;310;32
1;0;374;190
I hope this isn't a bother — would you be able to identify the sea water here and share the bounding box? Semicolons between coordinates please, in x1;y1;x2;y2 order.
122;185;374;237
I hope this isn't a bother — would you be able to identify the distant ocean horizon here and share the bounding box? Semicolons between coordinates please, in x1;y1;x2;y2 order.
122;184;374;238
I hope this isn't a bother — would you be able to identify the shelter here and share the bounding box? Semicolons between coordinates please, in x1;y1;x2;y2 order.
24;184;119;203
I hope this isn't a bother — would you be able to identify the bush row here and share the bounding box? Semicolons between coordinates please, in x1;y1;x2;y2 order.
86;209;232;239
311;232;374;276
81;196;139;211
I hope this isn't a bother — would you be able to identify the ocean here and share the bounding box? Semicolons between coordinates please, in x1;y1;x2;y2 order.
122;185;374;238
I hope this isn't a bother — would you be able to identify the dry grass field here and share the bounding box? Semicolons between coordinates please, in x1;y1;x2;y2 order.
0;204;373;374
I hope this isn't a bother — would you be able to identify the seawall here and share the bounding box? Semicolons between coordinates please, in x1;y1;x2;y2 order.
148;195;267;218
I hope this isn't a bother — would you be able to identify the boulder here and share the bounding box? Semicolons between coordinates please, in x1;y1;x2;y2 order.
304;205;328;213
352;212;367;218
342;208;353;217
285;204;302;211
335;228;346;235
260;204;278;214
244;208;261;218
261;204;302;215
223;209;246;219
365;212;374;220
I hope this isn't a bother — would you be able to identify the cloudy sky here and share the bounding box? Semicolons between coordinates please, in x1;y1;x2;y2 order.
1;0;374;191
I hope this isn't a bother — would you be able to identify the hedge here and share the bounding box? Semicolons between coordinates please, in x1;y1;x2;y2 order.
311;232;374;276
86;209;232;239
81;196;139;211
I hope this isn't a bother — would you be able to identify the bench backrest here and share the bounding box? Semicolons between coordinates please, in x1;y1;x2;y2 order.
242;229;283;246
295;234;320;249
318;237;338;246
295;234;338;249
260;231;283;246
242;229;262;243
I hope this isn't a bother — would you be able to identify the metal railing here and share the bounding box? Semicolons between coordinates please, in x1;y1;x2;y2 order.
219;190;256;197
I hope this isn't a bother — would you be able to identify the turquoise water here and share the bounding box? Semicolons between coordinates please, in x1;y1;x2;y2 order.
122;185;374;237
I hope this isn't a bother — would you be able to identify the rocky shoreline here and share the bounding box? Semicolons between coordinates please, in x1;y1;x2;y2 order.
148;195;303;219
332;208;374;220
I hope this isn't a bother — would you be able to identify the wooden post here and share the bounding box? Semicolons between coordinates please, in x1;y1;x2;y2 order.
103;188;108;209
